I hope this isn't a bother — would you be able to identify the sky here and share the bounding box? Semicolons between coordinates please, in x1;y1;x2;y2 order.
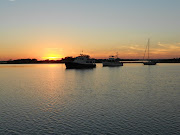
0;0;180;60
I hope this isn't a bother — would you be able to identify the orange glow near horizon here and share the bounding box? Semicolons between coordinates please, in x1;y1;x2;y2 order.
41;48;64;60
42;53;64;60
0;42;180;61
42;55;63;60
42;57;61;60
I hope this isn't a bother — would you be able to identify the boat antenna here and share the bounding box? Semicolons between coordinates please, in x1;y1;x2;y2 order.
116;52;119;59
80;50;83;56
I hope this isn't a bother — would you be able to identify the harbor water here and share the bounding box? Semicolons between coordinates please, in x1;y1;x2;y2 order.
0;63;179;135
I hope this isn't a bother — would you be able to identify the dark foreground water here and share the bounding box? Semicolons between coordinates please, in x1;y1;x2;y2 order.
0;64;179;135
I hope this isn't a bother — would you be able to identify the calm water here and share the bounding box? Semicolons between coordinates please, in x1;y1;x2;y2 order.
0;63;179;135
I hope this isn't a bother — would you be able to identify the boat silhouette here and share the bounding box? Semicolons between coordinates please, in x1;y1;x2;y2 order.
65;53;96;69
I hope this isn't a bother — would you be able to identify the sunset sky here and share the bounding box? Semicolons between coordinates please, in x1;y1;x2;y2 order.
0;0;180;60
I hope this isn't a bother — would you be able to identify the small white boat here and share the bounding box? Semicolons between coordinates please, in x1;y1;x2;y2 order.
103;55;123;67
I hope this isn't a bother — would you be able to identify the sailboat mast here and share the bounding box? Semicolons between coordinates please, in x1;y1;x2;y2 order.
148;38;150;60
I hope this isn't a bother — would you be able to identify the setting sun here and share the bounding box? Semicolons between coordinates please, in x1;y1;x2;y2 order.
41;48;64;60
42;54;63;60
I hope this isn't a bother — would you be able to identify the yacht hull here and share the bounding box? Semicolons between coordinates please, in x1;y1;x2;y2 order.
103;62;123;67
143;62;156;65
65;62;96;69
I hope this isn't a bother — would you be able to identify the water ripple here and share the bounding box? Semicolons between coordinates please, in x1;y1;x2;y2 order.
0;64;179;134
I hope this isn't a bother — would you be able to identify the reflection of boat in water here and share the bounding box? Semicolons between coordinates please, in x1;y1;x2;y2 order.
103;55;123;67
143;39;156;65
65;54;96;69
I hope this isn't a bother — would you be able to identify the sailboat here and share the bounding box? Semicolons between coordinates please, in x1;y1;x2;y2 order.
143;39;156;65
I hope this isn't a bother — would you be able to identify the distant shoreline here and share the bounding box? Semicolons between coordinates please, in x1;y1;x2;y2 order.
0;58;180;64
